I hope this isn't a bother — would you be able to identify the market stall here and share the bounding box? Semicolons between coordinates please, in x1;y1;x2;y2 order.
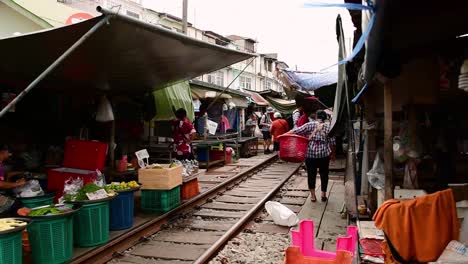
0;6;254;263
339;0;468;262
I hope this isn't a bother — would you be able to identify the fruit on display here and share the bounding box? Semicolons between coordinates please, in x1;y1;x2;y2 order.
105;181;139;192
0;219;27;232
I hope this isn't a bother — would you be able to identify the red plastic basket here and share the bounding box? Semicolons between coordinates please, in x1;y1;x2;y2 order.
278;134;309;162
181;178;200;200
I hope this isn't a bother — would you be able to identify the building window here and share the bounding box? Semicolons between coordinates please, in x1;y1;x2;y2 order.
126;10;140;19
265;81;272;90
239;76;252;90
208;71;224;87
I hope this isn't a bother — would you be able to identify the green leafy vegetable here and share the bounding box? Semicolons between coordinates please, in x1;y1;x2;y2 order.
29;206;62;216
75;183;103;201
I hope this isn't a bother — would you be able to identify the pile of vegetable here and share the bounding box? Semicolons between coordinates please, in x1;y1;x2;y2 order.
29;206;62;216
0;219;27;232
105;181;139;192
64;183;115;202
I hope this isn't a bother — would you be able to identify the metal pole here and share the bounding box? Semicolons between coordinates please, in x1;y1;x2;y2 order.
0;16;109;119
384;81;393;200
182;0;188;34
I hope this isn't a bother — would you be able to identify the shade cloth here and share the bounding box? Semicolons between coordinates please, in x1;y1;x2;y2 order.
265;97;296;114
153;81;194;121
246;91;269;106
282;70;338;92
0;11;253;94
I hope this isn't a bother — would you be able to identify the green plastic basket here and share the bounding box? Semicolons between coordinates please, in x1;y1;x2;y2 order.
19;195;54;209
0;231;22;264
141;186;181;213
27;216;74;264
73;201;110;247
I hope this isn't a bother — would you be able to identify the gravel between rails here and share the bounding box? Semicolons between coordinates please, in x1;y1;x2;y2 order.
209;232;289;264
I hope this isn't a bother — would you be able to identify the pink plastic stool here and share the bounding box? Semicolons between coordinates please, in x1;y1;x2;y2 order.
290;220;358;259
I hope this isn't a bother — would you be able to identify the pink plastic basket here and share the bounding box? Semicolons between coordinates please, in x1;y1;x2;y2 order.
278;134;309;163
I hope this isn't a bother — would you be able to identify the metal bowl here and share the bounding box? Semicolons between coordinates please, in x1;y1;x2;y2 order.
0;217;31;235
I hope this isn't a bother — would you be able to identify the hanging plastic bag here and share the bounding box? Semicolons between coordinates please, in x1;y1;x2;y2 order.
13;180;44;198
94;170;106;188
460;210;468;244
265;201;299;227
95;96;115;122
403;159;418;189
254;125;262;138
367;153;384;190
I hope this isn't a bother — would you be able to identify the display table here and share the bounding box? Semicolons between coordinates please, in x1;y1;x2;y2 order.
105;169;138;182
192;140;228;170
226;137;258;158
138;143;173;163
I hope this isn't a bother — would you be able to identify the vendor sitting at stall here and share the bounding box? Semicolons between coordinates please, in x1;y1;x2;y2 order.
172;108;196;160
0;144;26;216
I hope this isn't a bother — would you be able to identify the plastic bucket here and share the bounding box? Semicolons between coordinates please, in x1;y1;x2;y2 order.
73;201;110;247
0;231;22;264
109;190;135;231
18;194;54;209
278;135;309;162
28;215;74;264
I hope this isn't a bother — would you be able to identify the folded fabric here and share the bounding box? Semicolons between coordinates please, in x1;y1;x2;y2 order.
373;189;459;263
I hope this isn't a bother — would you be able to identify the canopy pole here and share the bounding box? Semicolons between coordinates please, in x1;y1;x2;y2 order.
0;16;109;119
384;81;393;200
206;57;255;111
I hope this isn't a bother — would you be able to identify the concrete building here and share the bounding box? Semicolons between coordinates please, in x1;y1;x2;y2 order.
0;0;51;38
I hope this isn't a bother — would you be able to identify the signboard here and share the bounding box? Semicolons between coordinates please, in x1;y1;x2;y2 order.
66;13;94;25
207;120;218;135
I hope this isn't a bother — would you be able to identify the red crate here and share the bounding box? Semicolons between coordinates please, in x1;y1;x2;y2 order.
47;140;108;201
63;139;107;171
209;150;232;163
181;178;200;200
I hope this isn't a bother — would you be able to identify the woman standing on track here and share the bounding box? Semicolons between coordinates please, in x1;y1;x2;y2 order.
287;110;335;202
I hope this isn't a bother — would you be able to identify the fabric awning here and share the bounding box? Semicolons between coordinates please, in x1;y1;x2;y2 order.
282;70;338;92
153;81;194;121
191;87;232;99
227;96;249;108
0;9;253;94
246;91;269;106
265;97;296;114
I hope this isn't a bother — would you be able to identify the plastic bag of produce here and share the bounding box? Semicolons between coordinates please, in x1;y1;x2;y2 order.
59;177;83;203
265;201;299;227
14;180;44;198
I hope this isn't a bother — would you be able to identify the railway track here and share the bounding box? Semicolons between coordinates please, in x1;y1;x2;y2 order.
72;156;301;264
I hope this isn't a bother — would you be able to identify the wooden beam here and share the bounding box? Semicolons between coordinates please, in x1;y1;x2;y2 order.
384;81;393;200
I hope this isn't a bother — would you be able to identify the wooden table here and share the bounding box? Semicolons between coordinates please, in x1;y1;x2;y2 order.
192;140;229;171
139;143;173;163
226;137;258;158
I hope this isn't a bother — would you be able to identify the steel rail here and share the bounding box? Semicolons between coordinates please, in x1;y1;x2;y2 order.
71;154;278;264
193;161;301;264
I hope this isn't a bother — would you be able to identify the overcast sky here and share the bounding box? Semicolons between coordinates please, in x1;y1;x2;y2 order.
142;0;355;72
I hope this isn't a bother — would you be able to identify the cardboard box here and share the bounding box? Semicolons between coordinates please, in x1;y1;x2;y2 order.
139;165;182;190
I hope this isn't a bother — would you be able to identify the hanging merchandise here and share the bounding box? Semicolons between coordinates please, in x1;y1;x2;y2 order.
367;153;384;190
403;159;419;189
96;95;115;122
458;59;468;92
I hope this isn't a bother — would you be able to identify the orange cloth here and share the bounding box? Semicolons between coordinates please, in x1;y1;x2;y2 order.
270;119;289;142
373;189;459;263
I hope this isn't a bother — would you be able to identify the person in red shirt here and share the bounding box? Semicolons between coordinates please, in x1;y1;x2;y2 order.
270;113;289;152
172;108;196;160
